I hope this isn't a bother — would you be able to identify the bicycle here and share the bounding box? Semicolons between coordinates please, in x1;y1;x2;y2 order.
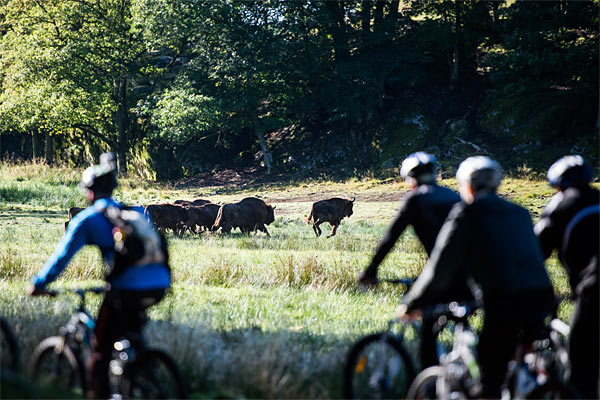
501;299;580;399
406;301;480;400
343;278;419;399
29;286;187;399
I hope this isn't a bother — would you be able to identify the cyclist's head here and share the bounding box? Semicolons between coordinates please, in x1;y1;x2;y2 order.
547;155;593;191
400;152;437;186
80;152;118;201
456;156;502;202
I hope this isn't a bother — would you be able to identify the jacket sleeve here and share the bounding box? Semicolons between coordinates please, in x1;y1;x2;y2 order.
402;203;468;311
534;194;563;260
364;195;414;277
31;216;89;289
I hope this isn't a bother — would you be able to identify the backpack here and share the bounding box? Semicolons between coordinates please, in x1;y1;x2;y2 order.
101;205;169;281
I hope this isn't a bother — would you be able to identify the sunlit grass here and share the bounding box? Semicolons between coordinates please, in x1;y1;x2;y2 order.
0;162;577;398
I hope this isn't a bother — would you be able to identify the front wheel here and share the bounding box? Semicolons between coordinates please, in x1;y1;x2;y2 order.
122;349;187;399
29;336;86;396
407;366;444;399
343;333;416;399
1;318;19;372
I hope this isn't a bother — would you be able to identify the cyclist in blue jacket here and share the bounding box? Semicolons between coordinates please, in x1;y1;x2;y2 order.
28;153;171;399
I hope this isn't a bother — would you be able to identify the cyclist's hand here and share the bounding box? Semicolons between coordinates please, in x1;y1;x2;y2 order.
396;304;421;322
358;271;378;289
27;284;53;296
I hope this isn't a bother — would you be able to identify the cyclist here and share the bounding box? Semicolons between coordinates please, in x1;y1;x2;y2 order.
534;155;599;399
358;151;461;369
28;153;171;399
397;156;555;398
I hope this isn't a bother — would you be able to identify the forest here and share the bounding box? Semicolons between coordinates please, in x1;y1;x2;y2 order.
0;0;598;179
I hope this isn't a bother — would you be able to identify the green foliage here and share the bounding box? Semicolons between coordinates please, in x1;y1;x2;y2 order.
0;1;597;176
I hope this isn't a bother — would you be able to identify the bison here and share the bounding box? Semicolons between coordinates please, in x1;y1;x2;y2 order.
212;197;276;236
145;203;188;235
305;197;355;238
185;203;220;234
174;199;211;207
64;206;85;230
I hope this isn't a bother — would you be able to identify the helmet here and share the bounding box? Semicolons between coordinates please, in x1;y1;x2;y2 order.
547;155;593;190
80;152;118;193
456;156;502;192
400;152;437;183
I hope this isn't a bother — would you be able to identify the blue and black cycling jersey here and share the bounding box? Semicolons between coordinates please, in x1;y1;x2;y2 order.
32;198;171;291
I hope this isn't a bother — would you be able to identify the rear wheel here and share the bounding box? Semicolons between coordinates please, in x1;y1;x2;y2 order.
30;336;85;396
123;349;186;399
343;333;416;399
407;366;443;399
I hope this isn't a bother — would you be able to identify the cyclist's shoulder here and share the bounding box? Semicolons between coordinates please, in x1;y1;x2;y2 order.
544;187;598;218
410;184;459;202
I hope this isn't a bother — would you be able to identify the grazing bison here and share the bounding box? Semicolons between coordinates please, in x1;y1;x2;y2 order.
185;203;220;233
306;197;355;238
174;199;211;207
212;197;276;236
64;207;85;230
145;204;188;235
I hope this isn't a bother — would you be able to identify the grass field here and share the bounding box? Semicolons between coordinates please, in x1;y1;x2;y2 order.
0;161;575;398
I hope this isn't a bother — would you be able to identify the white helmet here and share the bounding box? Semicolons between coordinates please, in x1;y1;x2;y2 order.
400;152;437;183
456;156;502;191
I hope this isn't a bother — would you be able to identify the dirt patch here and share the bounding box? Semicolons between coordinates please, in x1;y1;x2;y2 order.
267;192;406;204
174;167;301;189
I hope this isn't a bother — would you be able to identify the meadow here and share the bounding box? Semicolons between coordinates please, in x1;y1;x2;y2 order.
0;161;574;398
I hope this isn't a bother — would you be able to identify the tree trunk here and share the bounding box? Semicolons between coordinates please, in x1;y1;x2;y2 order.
361;0;371;49
449;0;461;91
324;1;350;64
255;130;273;174
32;130;43;160
44;131;54;164
387;0;401;30
114;78;128;175
373;1;384;36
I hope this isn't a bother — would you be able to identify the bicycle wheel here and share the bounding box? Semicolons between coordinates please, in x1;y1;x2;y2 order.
343;333;416;399
123;349;186;399
29;336;86;396
1;318;19;372
406;366;443;399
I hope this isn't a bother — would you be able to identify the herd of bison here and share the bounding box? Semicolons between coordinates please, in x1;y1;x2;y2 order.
65;197;357;238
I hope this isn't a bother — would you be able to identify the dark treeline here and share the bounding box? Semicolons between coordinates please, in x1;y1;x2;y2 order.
0;1;597;179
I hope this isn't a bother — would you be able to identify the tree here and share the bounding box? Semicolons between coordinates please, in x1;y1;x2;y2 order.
0;0;155;173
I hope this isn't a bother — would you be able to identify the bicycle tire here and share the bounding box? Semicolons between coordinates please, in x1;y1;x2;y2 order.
29;336;86;396
1;318;19;372
122;349;187;399
407;366;443;399
343;333;416;399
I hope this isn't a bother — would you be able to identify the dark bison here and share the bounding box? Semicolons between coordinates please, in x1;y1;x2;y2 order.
145;204;188;235
185;203;220;233
174;199;211;207
306;197;355;237
212;197;276;236
64;206;85;230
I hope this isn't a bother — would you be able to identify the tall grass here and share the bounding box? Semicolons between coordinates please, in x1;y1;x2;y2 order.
0;162;576;398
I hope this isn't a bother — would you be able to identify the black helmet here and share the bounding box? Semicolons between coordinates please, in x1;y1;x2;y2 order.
80;152;118;194
400;152;437;183
456;156;502;192
547;155;593;191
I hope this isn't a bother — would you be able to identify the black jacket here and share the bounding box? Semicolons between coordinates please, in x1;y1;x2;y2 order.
403;193;554;316
535;186;599;295
365;184;460;276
